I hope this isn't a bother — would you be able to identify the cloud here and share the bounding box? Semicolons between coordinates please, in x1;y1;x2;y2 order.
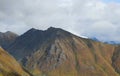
0;0;120;42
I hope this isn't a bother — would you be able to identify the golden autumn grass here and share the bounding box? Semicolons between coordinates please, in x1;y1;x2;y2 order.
0;47;30;76
27;35;120;76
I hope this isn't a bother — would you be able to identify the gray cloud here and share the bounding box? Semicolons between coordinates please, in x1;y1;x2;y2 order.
0;0;120;42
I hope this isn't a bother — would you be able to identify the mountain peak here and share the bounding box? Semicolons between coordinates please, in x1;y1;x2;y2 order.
0;31;18;36
5;31;18;36
27;28;39;32
5;31;13;34
47;26;56;30
47;27;63;31
28;27;61;32
24;27;71;38
46;27;72;37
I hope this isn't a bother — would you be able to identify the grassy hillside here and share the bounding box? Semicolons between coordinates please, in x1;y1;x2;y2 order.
0;47;30;76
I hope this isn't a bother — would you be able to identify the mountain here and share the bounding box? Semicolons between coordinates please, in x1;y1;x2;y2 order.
0;31;18;49
91;37;120;45
90;37;100;42
104;41;120;45
6;27;120;76
0;47;31;76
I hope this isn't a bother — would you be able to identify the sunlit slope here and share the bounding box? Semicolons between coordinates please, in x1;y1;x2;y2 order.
0;47;30;76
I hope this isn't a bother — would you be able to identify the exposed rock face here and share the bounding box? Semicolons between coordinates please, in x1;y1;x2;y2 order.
0;47;31;76
0;31;18;49
6;27;120;76
7;27;69;60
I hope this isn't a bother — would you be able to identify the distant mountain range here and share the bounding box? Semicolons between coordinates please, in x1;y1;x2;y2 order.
91;37;120;45
0;31;18;49
0;27;120;76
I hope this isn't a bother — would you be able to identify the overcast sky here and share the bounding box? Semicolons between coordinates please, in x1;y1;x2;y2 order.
0;0;120;42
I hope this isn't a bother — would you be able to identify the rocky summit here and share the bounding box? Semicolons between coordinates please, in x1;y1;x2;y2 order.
4;27;120;76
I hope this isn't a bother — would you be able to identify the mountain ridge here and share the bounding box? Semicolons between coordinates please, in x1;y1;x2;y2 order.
4;27;120;76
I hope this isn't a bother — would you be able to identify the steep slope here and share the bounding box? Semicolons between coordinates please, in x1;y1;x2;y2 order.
112;46;120;74
0;47;31;76
6;27;120;76
0;31;18;49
